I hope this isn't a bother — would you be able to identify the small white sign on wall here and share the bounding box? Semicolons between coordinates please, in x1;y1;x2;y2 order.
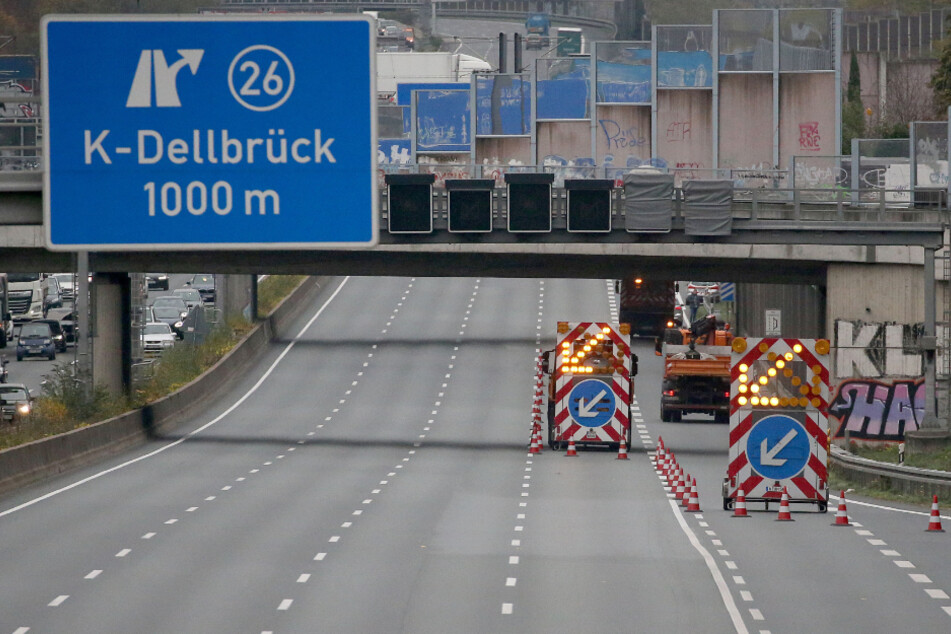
765;309;781;336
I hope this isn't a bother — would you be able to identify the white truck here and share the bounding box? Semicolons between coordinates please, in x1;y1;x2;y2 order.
7;273;46;324
376;52;491;97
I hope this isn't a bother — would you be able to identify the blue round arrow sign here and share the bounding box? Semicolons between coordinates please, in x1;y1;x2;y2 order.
567;379;616;428
747;414;811;480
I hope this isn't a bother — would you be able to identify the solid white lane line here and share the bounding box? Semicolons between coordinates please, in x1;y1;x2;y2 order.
668;500;748;634
0;278;352;519
48;595;69;607
85;570;103;579
829;493;951;520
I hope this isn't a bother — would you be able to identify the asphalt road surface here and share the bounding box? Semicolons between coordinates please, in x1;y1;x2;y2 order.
1;276;950;633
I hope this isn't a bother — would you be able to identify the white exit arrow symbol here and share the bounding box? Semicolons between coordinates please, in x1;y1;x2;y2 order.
760;429;798;466
578;390;607;417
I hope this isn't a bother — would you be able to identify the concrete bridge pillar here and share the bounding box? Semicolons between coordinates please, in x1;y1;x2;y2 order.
91;273;130;395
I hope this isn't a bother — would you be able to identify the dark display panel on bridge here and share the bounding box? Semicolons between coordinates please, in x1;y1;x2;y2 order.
385;174;435;234
446;179;494;233
506;172;554;233
566;179;614;233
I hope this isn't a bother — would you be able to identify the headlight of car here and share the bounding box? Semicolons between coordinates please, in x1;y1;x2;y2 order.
17;403;30;415
44;339;52;345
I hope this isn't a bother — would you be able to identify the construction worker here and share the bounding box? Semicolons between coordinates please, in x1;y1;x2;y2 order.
686;291;701;323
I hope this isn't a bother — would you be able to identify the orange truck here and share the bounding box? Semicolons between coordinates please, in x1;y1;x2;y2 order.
657;315;733;423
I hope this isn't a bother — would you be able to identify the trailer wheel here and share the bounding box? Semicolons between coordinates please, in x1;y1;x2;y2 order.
660;405;670;422
670;409;682;423
723;497;733;511
817;502;828;513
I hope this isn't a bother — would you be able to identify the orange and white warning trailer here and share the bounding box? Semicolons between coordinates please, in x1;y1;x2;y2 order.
547;321;634;450
722;337;831;512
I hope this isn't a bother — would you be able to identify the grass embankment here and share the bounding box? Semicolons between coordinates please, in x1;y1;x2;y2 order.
829;443;951;506
0;275;305;451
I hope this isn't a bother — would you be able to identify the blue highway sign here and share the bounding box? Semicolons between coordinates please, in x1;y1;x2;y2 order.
568;379;616;428
747;414;810;480
42;15;377;250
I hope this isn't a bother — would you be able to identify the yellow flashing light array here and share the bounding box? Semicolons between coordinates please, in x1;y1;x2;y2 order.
734;339;827;410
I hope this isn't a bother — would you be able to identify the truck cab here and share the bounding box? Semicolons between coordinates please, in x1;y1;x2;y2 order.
6;273;46;324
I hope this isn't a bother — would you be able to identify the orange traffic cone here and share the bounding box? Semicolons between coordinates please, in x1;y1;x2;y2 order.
926;495;945;532
565;438;577;457
687;478;701;512
832;491;851;526
732;487;750;518
676;472;688;502
776;487;794;521
617;438;629;460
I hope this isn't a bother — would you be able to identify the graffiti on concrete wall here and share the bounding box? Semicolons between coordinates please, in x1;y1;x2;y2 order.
835;320;923;379
798;121;820;151
831;320;926;440
830;378;924;440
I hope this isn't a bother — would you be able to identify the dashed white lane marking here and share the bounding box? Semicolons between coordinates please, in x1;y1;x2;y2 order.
277;599;293;611
85;570;102;579
297;574;311;583
506;578;517;587
926;589;950;599
13;627;30;634
509;556;519;565
0;278;353;519
329;536;340;543
740;591;753;602
895;560;916;568
115;549;131;558
48;595;69;607
910;574;933;583
142;532;156;540
867;538;886;546
186;506;198;512
502;603;513;615
164;519;178;525
881;549;900;556
314;553;326;561
749;609;764;621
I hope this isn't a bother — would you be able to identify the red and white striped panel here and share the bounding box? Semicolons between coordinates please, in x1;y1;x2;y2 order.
727;338;830;502
553;322;631;444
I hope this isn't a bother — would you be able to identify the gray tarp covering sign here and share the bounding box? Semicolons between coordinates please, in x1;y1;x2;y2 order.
623;171;675;233
682;179;734;236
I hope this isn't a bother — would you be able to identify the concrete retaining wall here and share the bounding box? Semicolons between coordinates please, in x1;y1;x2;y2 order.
0;276;333;499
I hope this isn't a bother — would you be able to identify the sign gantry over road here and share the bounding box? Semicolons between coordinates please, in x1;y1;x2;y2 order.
42;15;377;251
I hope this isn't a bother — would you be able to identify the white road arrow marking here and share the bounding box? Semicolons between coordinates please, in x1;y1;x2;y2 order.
578;390;607;417
760;429;798;466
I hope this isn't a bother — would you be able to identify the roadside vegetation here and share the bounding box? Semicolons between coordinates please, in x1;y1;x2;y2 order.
829;442;951;506
0;275;304;451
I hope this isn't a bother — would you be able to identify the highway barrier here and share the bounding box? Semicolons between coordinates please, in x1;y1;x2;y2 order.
830;445;951;500
0;276;334;499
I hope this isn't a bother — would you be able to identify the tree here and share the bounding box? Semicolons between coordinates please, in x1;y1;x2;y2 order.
931;18;951;115
842;50;865;154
